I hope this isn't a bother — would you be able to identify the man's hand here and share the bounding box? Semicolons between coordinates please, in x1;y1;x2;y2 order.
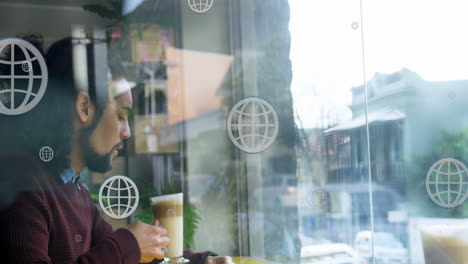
204;256;234;264
127;220;170;263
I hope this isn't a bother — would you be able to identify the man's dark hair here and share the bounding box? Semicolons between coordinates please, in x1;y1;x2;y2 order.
0;34;117;176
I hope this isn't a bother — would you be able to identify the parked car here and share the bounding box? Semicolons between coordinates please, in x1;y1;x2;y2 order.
297;183;404;242
301;243;367;264
354;231;408;264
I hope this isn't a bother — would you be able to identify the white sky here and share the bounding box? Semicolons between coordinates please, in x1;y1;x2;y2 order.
289;0;468;128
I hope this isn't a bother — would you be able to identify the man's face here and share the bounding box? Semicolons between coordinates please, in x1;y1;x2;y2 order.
79;90;132;173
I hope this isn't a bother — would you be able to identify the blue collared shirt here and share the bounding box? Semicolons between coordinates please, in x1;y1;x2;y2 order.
60;168;81;190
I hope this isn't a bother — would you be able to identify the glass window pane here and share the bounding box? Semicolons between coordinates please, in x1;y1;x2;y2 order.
11;1;468;264
360;1;468;264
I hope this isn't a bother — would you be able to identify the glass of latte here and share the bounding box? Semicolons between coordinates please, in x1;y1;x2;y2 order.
150;193;189;264
421;224;468;264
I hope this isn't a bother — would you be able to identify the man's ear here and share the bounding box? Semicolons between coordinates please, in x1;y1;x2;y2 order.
75;92;95;123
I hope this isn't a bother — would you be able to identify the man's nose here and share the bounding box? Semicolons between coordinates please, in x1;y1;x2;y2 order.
121;121;131;139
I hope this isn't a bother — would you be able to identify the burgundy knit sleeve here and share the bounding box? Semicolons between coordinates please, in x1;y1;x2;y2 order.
79;226;141;264
86;188;142;264
0;191;53;263
0;190;141;264
0;151;141;263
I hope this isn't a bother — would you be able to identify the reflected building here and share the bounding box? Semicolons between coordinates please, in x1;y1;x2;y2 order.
326;68;468;188
323;68;468;241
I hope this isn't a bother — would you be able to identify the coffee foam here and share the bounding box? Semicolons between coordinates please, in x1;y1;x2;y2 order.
150;193;183;219
150;193;183;204
152;201;183;218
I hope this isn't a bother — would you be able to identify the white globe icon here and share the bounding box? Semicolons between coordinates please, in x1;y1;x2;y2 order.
187;0;214;13
39;146;54;162
99;175;140;219
227;97;279;153
426;158;468;208
22;62;30;72
0;38;48;115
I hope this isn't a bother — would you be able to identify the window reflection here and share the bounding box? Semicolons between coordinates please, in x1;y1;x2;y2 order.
2;0;468;263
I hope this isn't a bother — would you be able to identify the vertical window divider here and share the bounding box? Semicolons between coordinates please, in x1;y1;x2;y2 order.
359;1;376;263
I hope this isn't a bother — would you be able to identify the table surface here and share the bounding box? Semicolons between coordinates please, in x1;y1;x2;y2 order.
231;257;266;264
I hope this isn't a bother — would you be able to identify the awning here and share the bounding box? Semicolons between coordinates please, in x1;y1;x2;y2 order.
324;108;405;134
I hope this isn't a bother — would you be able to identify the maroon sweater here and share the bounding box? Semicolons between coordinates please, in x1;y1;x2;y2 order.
0;153;214;264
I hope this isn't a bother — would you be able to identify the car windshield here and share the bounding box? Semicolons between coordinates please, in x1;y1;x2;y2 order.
374;234;403;248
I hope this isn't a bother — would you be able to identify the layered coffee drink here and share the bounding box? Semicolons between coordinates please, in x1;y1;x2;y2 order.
421;224;468;264
150;193;184;260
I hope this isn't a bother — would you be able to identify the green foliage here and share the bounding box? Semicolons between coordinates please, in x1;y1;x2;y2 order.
409;128;468;218
134;178;158;224
90;193;99;203
183;203;201;249
133;178;201;249
91;193;108;207
134;207;154;225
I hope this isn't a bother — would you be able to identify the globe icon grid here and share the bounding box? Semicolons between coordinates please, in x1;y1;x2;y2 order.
22;62;30;72
0;38;48;115
426;158;468;208
227;97;279;153
187;0;214;13
99;176;140;219
311;190;328;207
39;146;54;162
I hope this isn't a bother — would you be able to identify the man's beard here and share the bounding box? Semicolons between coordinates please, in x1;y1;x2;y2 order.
78;125;121;173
